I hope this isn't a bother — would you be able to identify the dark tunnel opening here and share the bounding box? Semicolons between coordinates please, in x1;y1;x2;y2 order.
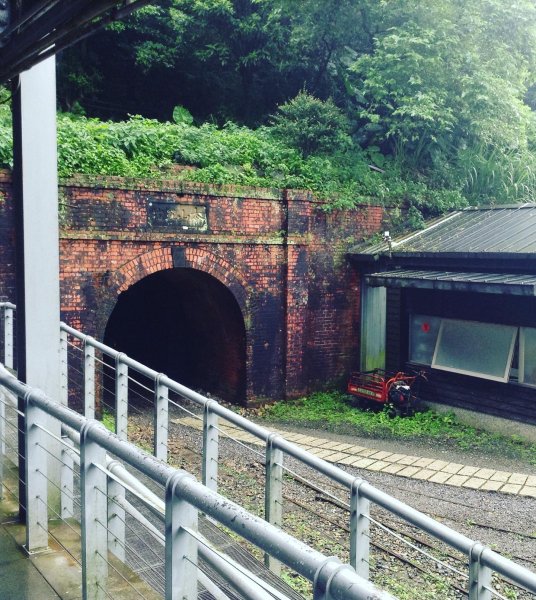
104;268;247;405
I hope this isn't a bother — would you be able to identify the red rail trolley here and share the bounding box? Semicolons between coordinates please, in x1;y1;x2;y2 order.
347;369;426;415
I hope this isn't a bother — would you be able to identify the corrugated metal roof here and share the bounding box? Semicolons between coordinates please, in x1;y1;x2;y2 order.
366;269;536;296
358;204;536;256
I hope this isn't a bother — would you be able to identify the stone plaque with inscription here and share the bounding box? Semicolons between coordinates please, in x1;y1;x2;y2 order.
148;200;208;231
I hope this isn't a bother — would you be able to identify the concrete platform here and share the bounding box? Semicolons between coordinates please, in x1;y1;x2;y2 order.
0;525;60;600
0;488;61;600
0;472;160;600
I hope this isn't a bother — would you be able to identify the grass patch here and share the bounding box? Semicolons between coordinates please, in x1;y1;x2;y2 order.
100;408;115;432
259;392;536;465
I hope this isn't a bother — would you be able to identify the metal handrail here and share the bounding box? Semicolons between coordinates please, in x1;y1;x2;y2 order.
0;363;394;600
2;305;536;597
58;321;536;596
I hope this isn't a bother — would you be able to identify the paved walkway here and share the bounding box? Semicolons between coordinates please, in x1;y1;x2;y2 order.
175;416;536;498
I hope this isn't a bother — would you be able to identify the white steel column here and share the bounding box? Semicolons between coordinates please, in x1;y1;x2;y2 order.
18;56;60;404
12;56;61;515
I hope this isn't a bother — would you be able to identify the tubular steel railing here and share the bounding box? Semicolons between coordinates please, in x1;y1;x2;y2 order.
0;363;393;600
2;302;536;599
0;302;15;371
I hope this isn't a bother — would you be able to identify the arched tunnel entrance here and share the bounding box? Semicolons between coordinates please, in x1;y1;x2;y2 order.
104;268;247;404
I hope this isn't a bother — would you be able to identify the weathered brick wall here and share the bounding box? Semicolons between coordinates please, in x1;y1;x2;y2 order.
0;170;387;403
285;191;384;395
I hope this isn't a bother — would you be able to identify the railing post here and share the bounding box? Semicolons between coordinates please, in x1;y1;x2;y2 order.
469;542;492;600
265;433;283;575
4;305;13;370
107;468;126;562
81;421;108;600
350;477;370;580
83;338;95;419
202;401;218;492
59;329;76;518
154;374;169;461
60;434;74;519
59;328;68;407
24;392;49;552
115;354;128;441
0;390;5;500
165;472;198;600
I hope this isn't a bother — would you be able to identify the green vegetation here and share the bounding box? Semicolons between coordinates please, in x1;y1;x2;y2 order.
378;574;459;600
0;100;467;215
269;91;351;157
100;408;115;432
52;0;536;214
3;0;536;218
261;391;536;465
0;89;11;169
379;573;520;600
280;571;311;599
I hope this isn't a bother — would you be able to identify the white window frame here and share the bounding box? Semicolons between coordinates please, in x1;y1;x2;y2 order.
431;319;517;383
519;326;536;387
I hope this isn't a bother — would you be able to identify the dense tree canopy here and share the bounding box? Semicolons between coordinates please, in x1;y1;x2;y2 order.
58;1;536;127
8;0;536;215
56;0;393;124
353;1;536;158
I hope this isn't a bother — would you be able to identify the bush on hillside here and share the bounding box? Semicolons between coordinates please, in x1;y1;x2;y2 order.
0;101;467;217
270;92;351;157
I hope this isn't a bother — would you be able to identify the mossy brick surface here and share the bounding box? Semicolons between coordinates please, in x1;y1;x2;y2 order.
0;170;387;404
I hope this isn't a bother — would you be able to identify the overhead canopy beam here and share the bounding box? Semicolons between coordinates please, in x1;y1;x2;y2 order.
0;0;151;83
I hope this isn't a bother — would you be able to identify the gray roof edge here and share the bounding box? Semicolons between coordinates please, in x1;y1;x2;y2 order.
365;269;536;296
352;203;536;257
350;211;463;255
461;203;536;210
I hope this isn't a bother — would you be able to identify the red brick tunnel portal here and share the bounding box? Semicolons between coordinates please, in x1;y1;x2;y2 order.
103;268;247;405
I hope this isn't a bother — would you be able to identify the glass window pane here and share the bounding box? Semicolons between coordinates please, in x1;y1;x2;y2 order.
432;320;516;382
409;314;441;365
521;327;536;386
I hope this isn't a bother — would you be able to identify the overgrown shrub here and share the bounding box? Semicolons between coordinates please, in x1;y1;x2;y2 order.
456;144;536;205
261;391;536;463
0;94;12;169
269;92;351;157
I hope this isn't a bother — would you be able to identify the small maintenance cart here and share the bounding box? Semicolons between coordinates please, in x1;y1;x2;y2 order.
347;369;426;415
